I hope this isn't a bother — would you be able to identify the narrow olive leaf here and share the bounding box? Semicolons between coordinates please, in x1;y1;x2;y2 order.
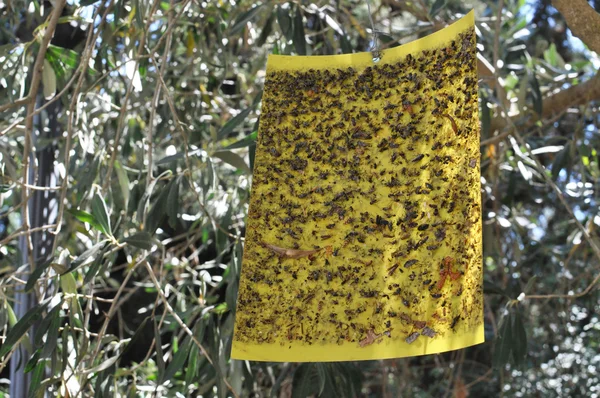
42;59;57;100
230;3;265;35
315;363;327;396
217;108;252;142
154;318;165;378
47;45;78;70
213;151;252;174
292;363;319;398
429;0;447;17
66;241;106;274
24;349;40;373
34;305;61;347
276;4;293;40
492;311;513;369
83;246;110;284
223;131;258;150
41;308;61;359
257;12;275;47
511;310;528;366
483;279;509;297
523;275;538;294
293;5;306;55
60;273;78;295
552;143;570;180
123;231;155;250
91;193;112;235
114;161;130;208
145;181;171;234
161;336;191;384
167;177;180;228
81;355;120;376
184;342;199;387
0;302;49;358
340;34;352;54
28;359;46;398
67;208;103;231
480;96;491;139
119;316;150;361
25;258;52;292
529;72;543;116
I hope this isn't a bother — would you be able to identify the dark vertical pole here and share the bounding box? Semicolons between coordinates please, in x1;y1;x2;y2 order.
10;98;59;397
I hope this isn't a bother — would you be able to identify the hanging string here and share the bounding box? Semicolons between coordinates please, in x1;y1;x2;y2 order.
365;0;381;62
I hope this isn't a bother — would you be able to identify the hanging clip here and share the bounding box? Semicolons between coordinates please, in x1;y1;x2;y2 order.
366;0;381;63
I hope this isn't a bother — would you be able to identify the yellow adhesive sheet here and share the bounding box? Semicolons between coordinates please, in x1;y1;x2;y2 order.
232;11;483;362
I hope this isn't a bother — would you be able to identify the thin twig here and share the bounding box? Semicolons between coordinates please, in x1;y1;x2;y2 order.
51;1;114;246
102;0;162;192
21;0;67;275
0;97;32;113
142;261;240;398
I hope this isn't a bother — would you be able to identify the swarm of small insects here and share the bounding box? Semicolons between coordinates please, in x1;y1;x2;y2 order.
234;29;483;349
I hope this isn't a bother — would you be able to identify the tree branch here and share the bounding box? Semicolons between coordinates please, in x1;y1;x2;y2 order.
553;0;600;54
488;72;600;134
0;97;32;113
21;0;67;268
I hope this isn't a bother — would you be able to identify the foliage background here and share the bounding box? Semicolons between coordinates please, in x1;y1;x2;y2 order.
1;0;600;396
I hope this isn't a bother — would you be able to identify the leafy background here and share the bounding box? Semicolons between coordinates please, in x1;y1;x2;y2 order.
1;0;600;397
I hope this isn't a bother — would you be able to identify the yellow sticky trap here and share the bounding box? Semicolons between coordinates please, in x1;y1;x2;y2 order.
232;11;482;362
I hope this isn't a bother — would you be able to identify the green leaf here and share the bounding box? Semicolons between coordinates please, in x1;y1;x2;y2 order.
429;0;447;17
484;279;509;297
480;96;491;139
47;45;79;69
42;59;56;100
523;275;537;294
28;359;46;398
115;161;130;209
257;12;275;47
83;247;109;284
292;364;319;398
230;4;265;35
123;231;155;250
552;143;571;180
41;307;61;359
120;316;150;361
145;180;172;234
212;151;252;174
492;311;513;369
67;208;104;231
154;318;165;379
67;241;107;274
511;310;528;366
293;5;306;55
81;355;120;376
276;4;293;40
24;349;40;373
167;177;180;228
161;336;191;384
60;272;78;295
185;342;199;387
0;301;49;358
218;108;252;142
25;259;52;292
91;193;112;235
529;72;543;115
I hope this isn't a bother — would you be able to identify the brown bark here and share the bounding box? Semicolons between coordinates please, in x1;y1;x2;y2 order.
553;0;600;55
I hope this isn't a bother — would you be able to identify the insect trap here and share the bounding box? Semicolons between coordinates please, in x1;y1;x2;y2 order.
232;11;483;362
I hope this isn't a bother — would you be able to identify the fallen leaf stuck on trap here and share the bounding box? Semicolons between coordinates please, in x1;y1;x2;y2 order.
263;243;322;259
